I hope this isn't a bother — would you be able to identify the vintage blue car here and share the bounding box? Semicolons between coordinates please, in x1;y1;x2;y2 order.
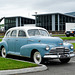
0;26;75;64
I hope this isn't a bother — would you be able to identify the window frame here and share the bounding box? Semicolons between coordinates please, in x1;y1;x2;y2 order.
18;30;27;38
10;30;17;37
5;30;11;37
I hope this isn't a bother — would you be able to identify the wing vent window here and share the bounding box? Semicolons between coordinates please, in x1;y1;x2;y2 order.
18;30;26;37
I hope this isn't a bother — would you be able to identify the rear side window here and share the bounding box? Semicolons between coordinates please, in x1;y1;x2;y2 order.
6;31;10;37
18;30;26;37
11;30;17;37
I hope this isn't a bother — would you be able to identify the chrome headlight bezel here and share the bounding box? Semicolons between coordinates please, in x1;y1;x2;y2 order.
71;45;73;49
46;45;50;50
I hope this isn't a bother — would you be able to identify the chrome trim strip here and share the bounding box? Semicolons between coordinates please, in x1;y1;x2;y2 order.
44;53;75;58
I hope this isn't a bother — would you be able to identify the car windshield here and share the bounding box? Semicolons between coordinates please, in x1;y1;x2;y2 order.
28;29;49;37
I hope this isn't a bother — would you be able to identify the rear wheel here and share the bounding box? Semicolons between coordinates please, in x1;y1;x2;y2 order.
59;58;70;63
73;34;75;37
33;51;42;64
66;35;70;37
1;47;7;58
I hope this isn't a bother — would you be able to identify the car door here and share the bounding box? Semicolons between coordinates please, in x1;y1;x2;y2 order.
4;30;11;52
7;30;17;52
15;30;28;53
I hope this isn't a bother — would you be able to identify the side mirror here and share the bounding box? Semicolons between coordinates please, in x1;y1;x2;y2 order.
50;33;52;36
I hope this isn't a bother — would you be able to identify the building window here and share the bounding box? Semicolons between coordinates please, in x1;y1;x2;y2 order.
55;14;58;31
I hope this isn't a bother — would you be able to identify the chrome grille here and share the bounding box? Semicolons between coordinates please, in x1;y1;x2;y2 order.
50;47;70;54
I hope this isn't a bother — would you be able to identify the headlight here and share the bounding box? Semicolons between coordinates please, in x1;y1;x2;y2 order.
46;45;50;50
71;45;73;49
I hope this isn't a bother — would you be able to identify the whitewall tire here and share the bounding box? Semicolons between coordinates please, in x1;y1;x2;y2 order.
1;47;7;58
33;51;42;64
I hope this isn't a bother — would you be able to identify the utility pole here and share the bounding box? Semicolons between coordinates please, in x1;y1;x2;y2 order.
35;12;37;26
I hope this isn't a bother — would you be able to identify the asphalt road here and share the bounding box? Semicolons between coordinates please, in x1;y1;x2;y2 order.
8;55;75;75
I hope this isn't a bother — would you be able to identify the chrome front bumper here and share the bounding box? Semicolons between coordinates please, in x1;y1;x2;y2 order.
44;53;75;59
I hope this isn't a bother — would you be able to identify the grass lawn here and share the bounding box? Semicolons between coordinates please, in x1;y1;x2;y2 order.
0;36;4;38
60;37;75;40
0;57;37;70
0;39;2;42
52;34;65;37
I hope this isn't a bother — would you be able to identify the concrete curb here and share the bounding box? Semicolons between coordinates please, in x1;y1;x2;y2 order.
0;64;47;75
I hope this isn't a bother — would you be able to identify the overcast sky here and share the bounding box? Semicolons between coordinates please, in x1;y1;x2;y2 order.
0;0;75;22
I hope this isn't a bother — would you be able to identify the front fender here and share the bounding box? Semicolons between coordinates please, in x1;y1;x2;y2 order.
20;43;49;58
0;40;8;54
63;42;74;51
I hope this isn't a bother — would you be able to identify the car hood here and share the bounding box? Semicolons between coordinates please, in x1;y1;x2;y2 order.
28;36;63;46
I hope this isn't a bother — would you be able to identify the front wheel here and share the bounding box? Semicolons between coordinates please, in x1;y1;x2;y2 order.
1;47;7;58
59;58;70;63
33;51;42;64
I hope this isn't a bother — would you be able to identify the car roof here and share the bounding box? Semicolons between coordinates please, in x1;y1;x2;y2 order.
8;26;46;31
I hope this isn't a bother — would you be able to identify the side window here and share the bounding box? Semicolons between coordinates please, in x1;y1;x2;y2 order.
18;30;26;37
6;31;10;37
11;30;17;37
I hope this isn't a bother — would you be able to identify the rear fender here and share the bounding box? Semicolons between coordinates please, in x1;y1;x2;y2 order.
0;40;8;54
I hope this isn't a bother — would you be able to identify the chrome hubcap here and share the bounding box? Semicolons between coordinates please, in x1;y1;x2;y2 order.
36;54;40;61
3;49;5;55
2;48;6;58
34;52;42;64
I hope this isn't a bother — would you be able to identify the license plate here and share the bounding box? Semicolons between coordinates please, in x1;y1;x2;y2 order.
60;55;67;58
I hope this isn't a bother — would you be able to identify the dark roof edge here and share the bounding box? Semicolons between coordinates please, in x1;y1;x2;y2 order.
33;13;75;18
5;16;35;20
